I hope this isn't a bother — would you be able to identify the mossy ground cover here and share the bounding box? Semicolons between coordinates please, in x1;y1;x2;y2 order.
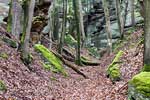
0;80;6;91
0;52;8;59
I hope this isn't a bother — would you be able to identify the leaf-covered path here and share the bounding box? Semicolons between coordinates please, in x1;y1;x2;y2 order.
0;29;143;100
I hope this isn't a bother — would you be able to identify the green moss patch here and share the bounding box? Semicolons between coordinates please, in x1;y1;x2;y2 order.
107;50;124;82
2;37;17;48
142;64;150;72
129;72;150;97
87;47;100;58
0;80;7;91
34;44;68;76
42;62;60;73
0;52;8;59
64;34;77;46
108;64;120;81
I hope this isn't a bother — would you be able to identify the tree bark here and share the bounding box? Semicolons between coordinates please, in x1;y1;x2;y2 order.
12;0;22;40
21;0;35;65
46;2;54;49
7;0;12;33
73;0;82;65
143;0;150;71
78;0;85;45
59;0;67;54
123;0;128;28
131;0;135;26
102;0;112;54
115;0;124;39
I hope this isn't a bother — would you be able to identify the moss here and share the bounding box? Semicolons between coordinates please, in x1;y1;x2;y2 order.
142;64;150;72
34;44;68;76
108;64;121;82
64;34;77;46
0;80;7;91
2;37;17;48
129;72;150;97
88;47;100;58
42;62;59;73
112;50;124;64
107;50;124;82
0;52;8;59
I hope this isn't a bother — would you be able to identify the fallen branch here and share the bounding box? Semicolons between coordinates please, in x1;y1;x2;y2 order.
117;82;128;93
51;50;88;79
63;46;100;66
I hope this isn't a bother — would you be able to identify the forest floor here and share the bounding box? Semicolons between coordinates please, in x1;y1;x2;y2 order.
0;28;144;100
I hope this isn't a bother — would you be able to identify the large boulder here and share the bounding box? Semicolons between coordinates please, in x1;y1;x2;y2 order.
128;72;150;100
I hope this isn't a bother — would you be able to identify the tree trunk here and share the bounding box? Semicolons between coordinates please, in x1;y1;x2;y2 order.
123;0;128;28
12;0;22;40
52;0;60;40
47;2;54;49
102;0;112;54
143;0;150;71
131;0;135;26
7;0;12;33
138;0;144;18
73;0;81;65
21;0;35;65
115;0;124;39
78;0;85;46
59;0;67;54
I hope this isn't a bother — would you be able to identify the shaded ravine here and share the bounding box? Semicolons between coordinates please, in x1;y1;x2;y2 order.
0;29;143;100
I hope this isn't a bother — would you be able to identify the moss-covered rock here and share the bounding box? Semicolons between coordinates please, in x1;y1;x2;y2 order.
34;44;68;76
80;56;100;66
107;50;124;82
108;64;120;81
128;72;150;100
0;52;8;59
88;47;100;58
64;34;77;46
0;80;6;91
42;62;60;73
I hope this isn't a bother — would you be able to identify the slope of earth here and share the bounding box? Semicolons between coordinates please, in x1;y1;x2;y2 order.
0;28;143;100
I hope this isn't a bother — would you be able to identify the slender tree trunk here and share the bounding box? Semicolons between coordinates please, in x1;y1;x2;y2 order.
21;0;35;65
115;0;124;39
52;0;60;40
7;0;12;33
131;0;135;26
59;0;67;54
12;0;22;39
47;2;54;49
78;0;85;46
123;0;128;28
102;0;112;54
143;0;150;71
73;0;81;65
138;0;144;18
